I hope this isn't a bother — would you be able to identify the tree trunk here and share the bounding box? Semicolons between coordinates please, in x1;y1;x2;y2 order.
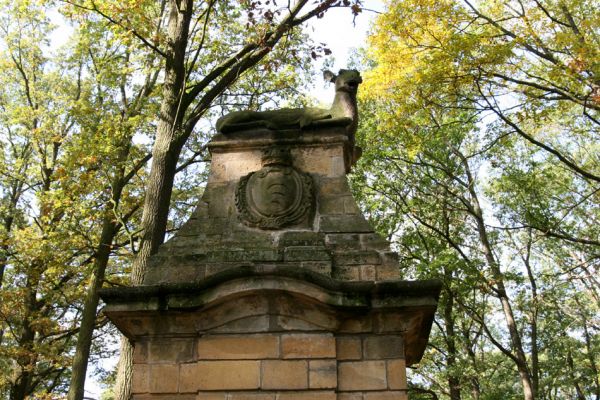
473;199;535;400
566;351;586;400
577;298;600;400
464;332;481;400
113;1;193;398
456;149;535;400
443;268;461;400
67;116;141;399
113;338;134;400
473;212;534;399
0;187;24;346
522;232;539;397
0;250;8;346
9;276;38;400
67;218;118;400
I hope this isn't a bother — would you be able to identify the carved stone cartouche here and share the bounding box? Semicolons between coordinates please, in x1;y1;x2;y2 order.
235;147;314;229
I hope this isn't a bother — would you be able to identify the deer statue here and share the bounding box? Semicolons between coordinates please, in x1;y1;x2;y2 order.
216;69;363;146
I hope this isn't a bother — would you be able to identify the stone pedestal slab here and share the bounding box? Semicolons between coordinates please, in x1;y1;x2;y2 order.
102;267;439;399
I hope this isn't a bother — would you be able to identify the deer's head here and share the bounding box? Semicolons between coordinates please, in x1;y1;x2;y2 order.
324;69;363;95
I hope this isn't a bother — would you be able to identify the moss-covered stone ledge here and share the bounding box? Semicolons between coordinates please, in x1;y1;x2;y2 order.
101;265;440;308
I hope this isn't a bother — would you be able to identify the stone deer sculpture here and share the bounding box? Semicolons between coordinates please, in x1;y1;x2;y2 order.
216;69;363;145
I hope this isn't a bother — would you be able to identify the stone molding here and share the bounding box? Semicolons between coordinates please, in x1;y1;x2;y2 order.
100;266;441;366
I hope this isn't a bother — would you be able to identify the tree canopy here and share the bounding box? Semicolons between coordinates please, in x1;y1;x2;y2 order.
354;0;599;398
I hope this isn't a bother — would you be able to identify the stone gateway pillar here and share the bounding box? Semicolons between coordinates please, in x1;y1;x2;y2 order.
100;122;440;399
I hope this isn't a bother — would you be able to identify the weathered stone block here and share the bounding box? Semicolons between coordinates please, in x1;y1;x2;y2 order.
338;361;387;391
222;152;262;180
261;360;308;389
205;263;233;278
167;236;203;250
387;359;407;390
170;264;204;283
133;341;148;363
278;231;325;247
277;392;336;400
360;234;390;251
149;364;179;393
309;360;337;389
343;197;361;215
223;232;275;248
332;265;360;281
375;264;401;281
337;393;363;400
284;246;330;262
275;296;339;331
381;252;399;265
180;363;200;393
318;195;348;215
324;233;360;249
336;337;362;360
197;334;279;359
373;312;412;334
251;249;285;261
281;334;336;359
305;155;335;176
332;155;346;176
148;339;194;364
195;394;226;400
207;156;227;184
209;315;272;334
363;336;403;360
202;217;230;235
318;177;350;196
319;215;373;233
274;315;328;331
363;392;408;400
334;251;381;266
194;361;261;391
293;145;343;177
359;265;377;281
300;261;332;276
228;393;275;400
132;364;149;393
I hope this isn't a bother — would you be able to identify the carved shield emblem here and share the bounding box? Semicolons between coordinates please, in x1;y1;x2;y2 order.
236;148;314;229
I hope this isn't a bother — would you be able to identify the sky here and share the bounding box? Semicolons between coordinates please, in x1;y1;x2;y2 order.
80;3;384;399
307;2;383;103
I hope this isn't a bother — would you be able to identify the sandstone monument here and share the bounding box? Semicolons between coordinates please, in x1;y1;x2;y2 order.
100;69;441;399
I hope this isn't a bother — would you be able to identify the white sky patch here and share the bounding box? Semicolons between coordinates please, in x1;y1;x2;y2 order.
307;2;383;104
47;8;74;53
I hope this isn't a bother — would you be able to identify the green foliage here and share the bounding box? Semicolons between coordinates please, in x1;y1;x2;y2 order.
353;0;599;398
0;0;157;395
